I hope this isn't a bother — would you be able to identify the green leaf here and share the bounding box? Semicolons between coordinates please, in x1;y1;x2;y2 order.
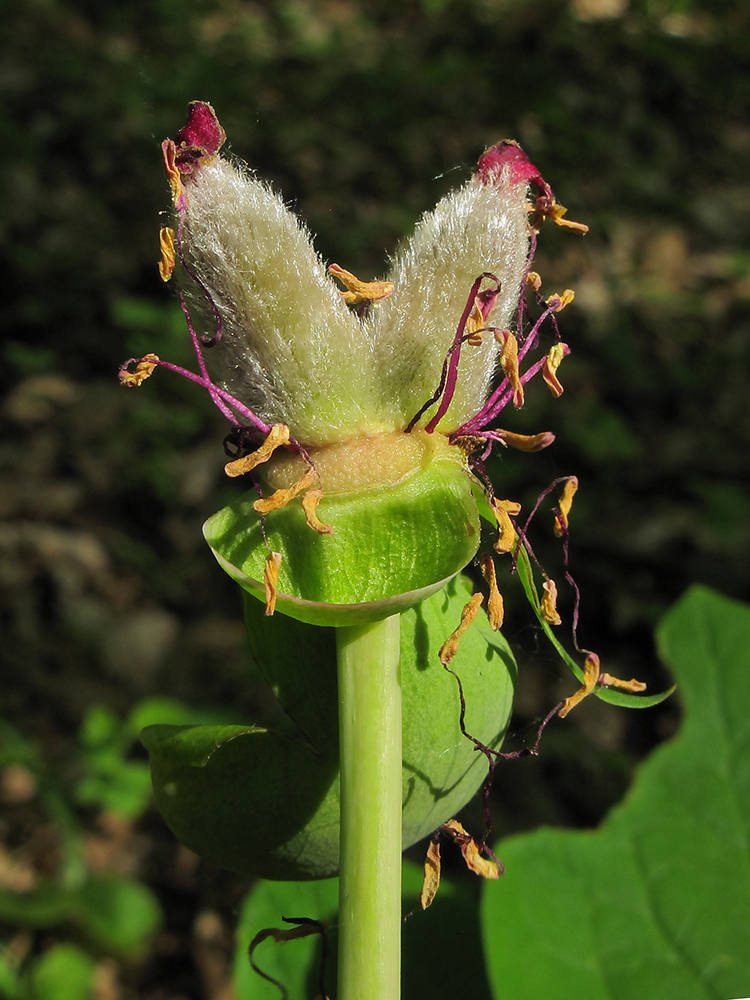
0;884;71;928
144;576;515;879
125;695;241;735
203;457;481;625
233;861;492;1000
481;586;750;1000
30;944;96;1000
75;874;162;955
0;874;161;958
0;948;22;1000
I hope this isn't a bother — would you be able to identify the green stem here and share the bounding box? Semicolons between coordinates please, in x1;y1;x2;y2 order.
336;614;402;1000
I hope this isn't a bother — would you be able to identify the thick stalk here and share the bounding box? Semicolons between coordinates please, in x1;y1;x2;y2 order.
336;614;402;1000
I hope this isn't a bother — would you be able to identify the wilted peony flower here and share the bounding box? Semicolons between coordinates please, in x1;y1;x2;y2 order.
121;102;592;631
126;104;664;885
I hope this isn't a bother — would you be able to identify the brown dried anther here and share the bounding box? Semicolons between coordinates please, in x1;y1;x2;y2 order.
263;551;283;616
479;554;504;630
553;476;578;538
559;650;600;718
419;839;442;911
495;428;555;452
439;592;484;665
441;819;499;880
543;343;567;398
490;497;522;554
560;653;648;718
526;270;542;292
600;673;648;694
328;263;394;306
540;579;562;626
495;330;524;408
119;354;159;387
253;467;317;515
158;227;176;283
224;424;291;478
464;298;487;345
301;489;334;535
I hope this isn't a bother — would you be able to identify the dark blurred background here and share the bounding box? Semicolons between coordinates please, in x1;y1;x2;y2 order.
2;0;749;996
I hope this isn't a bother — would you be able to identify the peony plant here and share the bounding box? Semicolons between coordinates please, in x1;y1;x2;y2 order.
121;103;670;1000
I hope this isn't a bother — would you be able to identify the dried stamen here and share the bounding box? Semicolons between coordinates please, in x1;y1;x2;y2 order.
493;429;555;452
465;298;487;346
479;554;504;630
439;592;484;665
600;673;648;694
540;579;562;625
440;819;499;880
490;497;522;554
253;467;317;515
224;424;291;478
119;354;159;387
559;651;600;718
419;838;442;911
158;227;176;282
495;331;524;408
526;270;542;292
328;263;394;305
553;476;579;538
543;343;567;398
263;551;283;616
249;915;328;1000
301;489;334;535
161;139;184;207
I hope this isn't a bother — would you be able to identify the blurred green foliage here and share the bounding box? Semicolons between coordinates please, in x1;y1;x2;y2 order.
2;0;749;995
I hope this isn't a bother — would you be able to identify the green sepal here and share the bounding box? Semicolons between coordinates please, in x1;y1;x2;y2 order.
203;458;480;626
142;575;515;880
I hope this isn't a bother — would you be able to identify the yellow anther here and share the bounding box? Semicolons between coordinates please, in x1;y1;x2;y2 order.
263;551;283;616
531;196;589;234
465;298;486;346
419;840;442;911
547;201;589;234
479;554;504;630
439;592;484;665
328;263;394;306
543;343;567;398
490;497;522;554
600;673;647;694
459;835;499;880
554;476;579;538
301;489;334;535
161;139;183;206
540;579;562;626
495;331;524;408
119;354;159;387
496;429;555;452
546;289;575;313
158;227;176;283
223;424;291;478
441;819;499;880
253;467;317;515
526;271;542;291
559;651;600;718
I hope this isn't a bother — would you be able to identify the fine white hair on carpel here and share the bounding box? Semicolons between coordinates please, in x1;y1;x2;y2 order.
369;171;530;431
178;158;388;446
